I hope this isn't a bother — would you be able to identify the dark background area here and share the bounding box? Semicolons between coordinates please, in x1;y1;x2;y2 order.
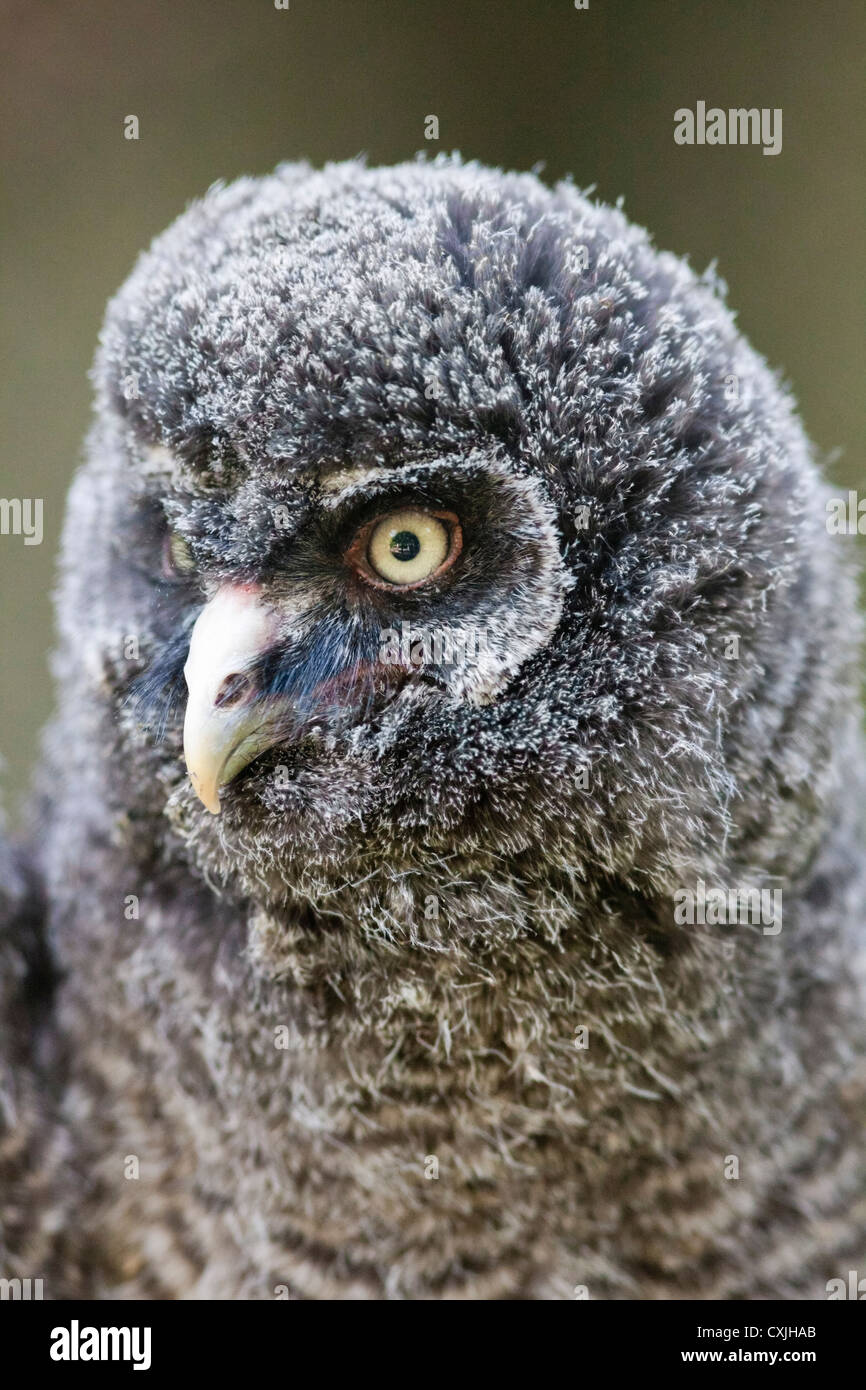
1;0;863;817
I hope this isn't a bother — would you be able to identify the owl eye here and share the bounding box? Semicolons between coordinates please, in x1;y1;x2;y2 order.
162;530;196;578
353;507;461;588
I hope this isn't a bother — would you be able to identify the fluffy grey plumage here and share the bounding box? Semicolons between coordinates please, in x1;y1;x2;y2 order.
3;156;865;1298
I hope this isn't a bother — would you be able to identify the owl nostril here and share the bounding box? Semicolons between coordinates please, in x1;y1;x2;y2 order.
214;672;253;709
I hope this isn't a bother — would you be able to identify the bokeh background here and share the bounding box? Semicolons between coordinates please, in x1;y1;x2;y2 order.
1;0;863;819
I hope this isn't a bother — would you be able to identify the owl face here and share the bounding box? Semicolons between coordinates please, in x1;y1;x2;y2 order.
118;438;569;888
72;159;808;911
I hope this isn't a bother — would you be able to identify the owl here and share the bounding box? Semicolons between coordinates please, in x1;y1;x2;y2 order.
2;156;864;1299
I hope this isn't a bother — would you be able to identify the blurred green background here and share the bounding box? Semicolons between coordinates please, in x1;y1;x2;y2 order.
1;0;863;819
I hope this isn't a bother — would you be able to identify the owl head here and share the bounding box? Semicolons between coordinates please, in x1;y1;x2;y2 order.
54;157;850;933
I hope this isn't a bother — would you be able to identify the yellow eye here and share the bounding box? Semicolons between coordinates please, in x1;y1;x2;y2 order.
366;509;451;586
163;530;196;577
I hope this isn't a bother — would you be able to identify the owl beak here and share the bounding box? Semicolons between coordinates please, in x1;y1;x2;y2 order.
182;584;286;814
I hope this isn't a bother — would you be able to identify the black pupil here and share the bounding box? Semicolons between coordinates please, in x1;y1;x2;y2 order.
390;530;421;562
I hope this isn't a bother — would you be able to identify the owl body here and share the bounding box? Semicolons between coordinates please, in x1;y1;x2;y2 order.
4;157;865;1298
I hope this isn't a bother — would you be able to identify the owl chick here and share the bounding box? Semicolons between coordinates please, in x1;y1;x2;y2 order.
6;156;865;1299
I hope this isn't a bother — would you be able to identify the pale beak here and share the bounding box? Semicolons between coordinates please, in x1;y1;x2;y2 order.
183;584;286;814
